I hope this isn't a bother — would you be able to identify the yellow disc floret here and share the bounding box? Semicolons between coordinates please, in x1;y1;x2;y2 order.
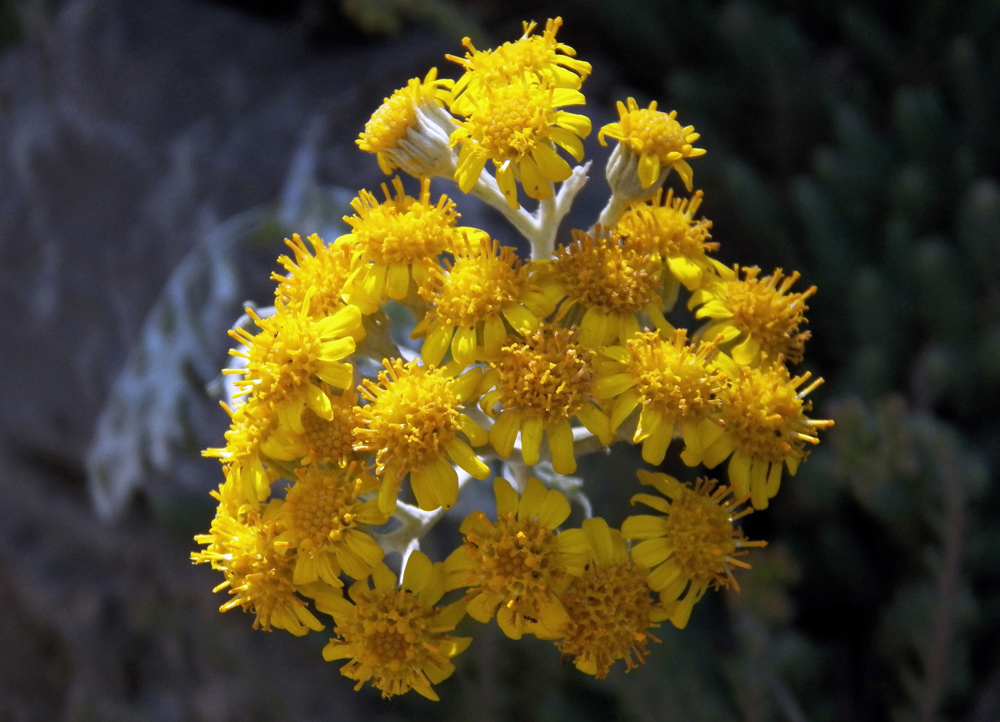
557;518;665;678
414;235;554;365
615;189;725;290
547;228;665;346
272;463;389;584
445;477;589;640
623;472;765;629
341;177;467;304
355;359;489;513
448;17;592;116
273;233;371;317
192;494;324;636
357;68;454;176
594;329;726;465
322;555;471;701
480;324;611;474
450;76;591;209
599;98;706;191
696;360;833;509
689;265;816;365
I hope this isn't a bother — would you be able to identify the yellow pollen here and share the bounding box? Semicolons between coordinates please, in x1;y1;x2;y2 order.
355;360;462;471
624;330;725;417
553;230;661;313
346;177;460;267
558;562;659;678
422;238;526;327
720;364;827;464
491;326;595;421
284;466;364;553
467;82;553;160
616;189;717;258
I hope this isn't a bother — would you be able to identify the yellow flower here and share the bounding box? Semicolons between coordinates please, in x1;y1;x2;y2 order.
694;358;833;509
545;228;667;347
340;177;471;305
688;265;816;365
192;492;325;636
412;235;555;366
444;477;589;640
260;389;363;468
448;17;592;116
354;359;490;514
273;233;377;317
599;98;705;191
270;463;389;585
203;400;277;505
557;517;666;679
614;189;727;290
479;324;611;475
450;75;591;209
356;68;455;177
225;302;363;433
623;472;765;629
593;329;727;465
321;553;471;701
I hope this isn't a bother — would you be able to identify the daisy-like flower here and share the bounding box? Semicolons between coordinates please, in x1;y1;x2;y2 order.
448;17;592;116
356;68;455;177
260;390;363;469
203;399;277;505
479;324;611;475
614;189;728;290
270;462;389;585
599;98;705;193
450;74;591;209
556;517;666;678
412;235;555;366
192;491;325;636
695;358;833;509
272;233;377;317
444;477;589;640
225;302;363;434
354;359;490;514
340;177;472;305
545;228;667;347
622;472;766;629
321;553;471;701
593;329;727;465
688;265;816;365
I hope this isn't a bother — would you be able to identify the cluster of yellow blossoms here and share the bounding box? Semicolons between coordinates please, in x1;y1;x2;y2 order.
192;18;832;700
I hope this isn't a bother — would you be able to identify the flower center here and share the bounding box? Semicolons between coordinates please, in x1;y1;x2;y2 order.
467;81;552;160
553;231;661;313
424;241;525;327
625;330;724;418
285;466;362;552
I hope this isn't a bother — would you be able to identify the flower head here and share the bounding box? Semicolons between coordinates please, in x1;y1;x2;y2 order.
321;553;471;701
203;400;277;505
357;68;456;177
594;329;727;465
271;463;389;585
445;477;589;639
696;360;833;509
546;228;666;347
614;189;725;290
192;494;325;636
225;303;363;433
450;75;591;209
340;177;470;304
273;233;373;317
261;390;363;468
448;17;591;116
355;359;489;513
557;518;665;678
688;265;816;365
599;98;705;192
479;324;611;475
623;472;765;629
413;235;554;366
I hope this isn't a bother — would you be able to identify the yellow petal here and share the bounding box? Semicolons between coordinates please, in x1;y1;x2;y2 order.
631;537;673;569
582;517;614;565
518;477;548;521
446;437;490;480
489;410;520;458
422;326;452;366
621;514;670;540
547;418;577;475
402;549;433;594
638;152;661;189
520;416;545;466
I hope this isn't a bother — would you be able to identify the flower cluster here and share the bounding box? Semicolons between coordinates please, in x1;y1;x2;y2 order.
192;17;832;700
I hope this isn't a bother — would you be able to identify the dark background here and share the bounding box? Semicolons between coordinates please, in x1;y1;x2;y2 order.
0;0;998;720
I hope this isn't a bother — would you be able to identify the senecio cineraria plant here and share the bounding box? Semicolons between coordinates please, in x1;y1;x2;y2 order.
192;18;833;700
